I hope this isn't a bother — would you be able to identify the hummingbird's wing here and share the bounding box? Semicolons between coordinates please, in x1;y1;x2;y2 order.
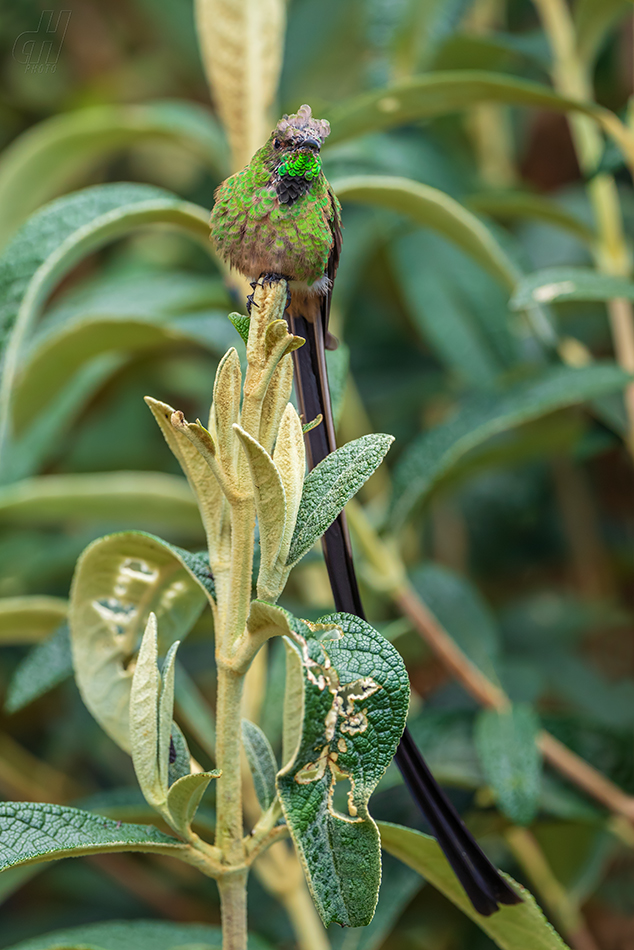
287;193;521;916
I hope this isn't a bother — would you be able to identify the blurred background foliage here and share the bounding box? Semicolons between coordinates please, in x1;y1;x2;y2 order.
1;0;634;948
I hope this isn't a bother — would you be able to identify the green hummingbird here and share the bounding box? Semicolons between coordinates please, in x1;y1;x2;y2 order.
209;105;521;917
210;102;340;307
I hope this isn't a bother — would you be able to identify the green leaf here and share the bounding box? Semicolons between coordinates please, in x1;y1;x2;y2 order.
130;614;166;806
229;311;251;345
475;705;542;826
0;472;202;535
69;531;213;752
234;424;287;593
0;802;188;872
329;851;423;950
0;100;228;249
168;723;193;787
379;822;570;950
287;433;394;567
242;719;278;811
411;564;500;682
392;363;631;522
166;770;220;836
5;623;73;714
277;612;409;928
510;267;634;309
391;231;516;388
13;270;232;435
0;183;211;478
2;921;273;950
467;192;594;245
334;175;519;291
325;70;604;145
0;595;67;644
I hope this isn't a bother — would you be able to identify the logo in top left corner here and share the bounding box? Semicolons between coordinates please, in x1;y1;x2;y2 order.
12;10;72;73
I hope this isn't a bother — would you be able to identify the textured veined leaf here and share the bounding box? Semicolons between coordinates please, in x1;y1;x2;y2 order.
287;433;394;567
277;612;409;928
242;719;278;811
5;623;72;713
0;802;187;872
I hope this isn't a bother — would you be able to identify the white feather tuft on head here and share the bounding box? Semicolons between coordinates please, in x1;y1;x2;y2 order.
275;104;330;143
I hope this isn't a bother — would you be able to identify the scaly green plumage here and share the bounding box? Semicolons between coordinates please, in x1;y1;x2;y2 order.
210;106;340;289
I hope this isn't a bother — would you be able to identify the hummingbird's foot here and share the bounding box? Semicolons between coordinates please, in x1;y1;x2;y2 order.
259;271;289;285
257;273;292;312
246;291;259;315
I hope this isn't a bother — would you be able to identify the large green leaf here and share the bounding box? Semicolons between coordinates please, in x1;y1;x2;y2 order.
0;472;201;534
325;70;607;144
475;705;542;826
3;920;271;950
0;595;67;644
0;803;187;871
13;270;232;434
0;183;211;479
69;531;214;752
392;363;630;522
334;175;519;291
277;612;409;928
510;267;634;309
287;433;394;567
379;823;570;950
0;100;228;249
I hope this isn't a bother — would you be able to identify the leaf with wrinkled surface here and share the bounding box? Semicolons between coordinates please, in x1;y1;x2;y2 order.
277;612;409;927
287;433;394;567
0;802;187;872
69;531;213;752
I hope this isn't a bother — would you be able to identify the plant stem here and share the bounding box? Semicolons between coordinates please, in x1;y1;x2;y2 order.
218;870;249;950
214;668;246;864
533;0;634;455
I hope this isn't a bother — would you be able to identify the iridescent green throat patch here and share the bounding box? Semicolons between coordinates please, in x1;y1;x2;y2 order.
278;151;322;180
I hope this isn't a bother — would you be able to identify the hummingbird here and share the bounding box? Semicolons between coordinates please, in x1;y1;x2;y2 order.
210;105;520;916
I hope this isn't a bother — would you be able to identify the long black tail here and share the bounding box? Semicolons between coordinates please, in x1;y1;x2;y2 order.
289;310;521;917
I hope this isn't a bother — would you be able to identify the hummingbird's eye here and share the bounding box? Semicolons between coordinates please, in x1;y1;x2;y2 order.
274;138;281;149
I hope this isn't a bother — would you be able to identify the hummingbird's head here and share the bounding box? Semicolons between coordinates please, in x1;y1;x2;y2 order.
271;104;330;156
